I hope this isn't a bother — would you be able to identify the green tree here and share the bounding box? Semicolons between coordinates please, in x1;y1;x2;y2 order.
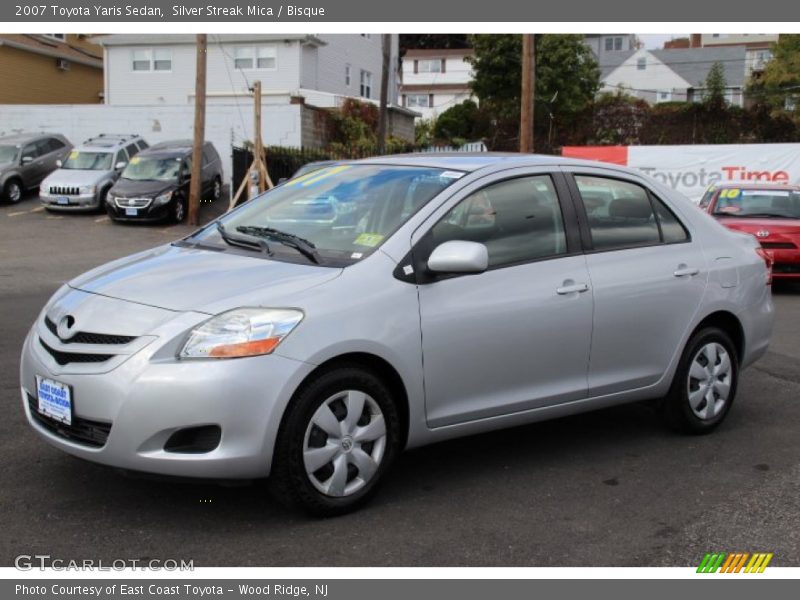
466;34;600;150
703;61;727;106
752;34;800;115
400;34;471;53
433;99;483;144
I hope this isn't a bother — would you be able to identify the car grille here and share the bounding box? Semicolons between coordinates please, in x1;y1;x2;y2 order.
114;197;152;209
39;338;114;366
773;263;800;274
761;242;797;250
49;186;80;196
27;393;111;448
44;316;137;345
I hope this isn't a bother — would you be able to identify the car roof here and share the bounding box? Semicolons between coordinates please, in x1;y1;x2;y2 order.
351;152;630;174
139;141;192;158
0;132;62;145
79;134;143;152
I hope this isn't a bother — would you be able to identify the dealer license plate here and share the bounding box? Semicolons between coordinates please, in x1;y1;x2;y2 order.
56;196;69;205
36;376;72;425
125;208;138;216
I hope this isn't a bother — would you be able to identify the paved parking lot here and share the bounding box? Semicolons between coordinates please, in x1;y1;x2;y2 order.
1;191;799;567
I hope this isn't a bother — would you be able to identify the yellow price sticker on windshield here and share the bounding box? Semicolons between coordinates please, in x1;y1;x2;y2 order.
69;150;79;159
720;188;740;198
354;233;384;247
130;156;141;164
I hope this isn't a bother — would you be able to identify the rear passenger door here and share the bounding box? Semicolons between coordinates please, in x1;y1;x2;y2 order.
564;168;708;396
414;169;594;427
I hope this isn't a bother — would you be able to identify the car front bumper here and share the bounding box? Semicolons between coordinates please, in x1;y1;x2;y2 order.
106;199;172;222
40;192;100;211
767;247;800;279
20;310;314;479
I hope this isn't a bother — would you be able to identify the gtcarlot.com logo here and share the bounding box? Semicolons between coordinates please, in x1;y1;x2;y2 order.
697;552;773;573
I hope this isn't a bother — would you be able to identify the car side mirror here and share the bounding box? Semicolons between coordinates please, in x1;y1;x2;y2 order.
115;161;127;170
427;241;489;274
55;159;62;168
21;156;33;165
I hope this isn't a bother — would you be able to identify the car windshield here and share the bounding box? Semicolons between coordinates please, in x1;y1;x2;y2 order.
122;156;182;181
714;188;800;218
193;164;463;265
61;151;113;170
0;145;19;163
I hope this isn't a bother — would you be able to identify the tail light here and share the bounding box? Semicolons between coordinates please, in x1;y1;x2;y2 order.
755;247;773;285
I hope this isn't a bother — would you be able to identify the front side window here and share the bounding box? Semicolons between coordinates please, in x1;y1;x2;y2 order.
431;175;567;268
575;175;688;250
62;151;113;171
197;165;461;265
21;142;40;160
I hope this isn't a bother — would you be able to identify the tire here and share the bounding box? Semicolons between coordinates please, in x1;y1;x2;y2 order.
3;178;23;204
171;195;186;223
270;366;402;517
97;186;112;212
210;176;222;202
662;327;739;434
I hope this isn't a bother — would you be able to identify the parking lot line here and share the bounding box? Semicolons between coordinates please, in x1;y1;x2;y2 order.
45;215;64;220
7;210;28;217
29;206;44;213
94;216;110;223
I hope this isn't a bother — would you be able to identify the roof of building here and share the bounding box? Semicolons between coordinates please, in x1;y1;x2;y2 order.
599;46;747;88
0;34;102;68
93;34;325;47
403;48;474;58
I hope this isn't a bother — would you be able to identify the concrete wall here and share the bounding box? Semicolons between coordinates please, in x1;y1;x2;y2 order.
0;104;304;183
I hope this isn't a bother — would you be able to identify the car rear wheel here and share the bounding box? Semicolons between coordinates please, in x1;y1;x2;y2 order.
3;179;23;203
270;366;401;516
662;327;738;434
210;177;222;201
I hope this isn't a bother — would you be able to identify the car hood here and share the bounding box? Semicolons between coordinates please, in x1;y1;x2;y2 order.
43;169;107;186
69;243;344;314
717;216;800;235
111;178;175;197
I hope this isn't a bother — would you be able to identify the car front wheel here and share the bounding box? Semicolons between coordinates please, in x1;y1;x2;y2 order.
3;179;23;203
171;196;186;223
662;327;739;434
270;366;401;516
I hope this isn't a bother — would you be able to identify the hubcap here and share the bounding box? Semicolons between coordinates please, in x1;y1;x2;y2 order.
175;201;184;221
8;182;21;202
687;342;732;420
214;180;221;199
303;390;387;497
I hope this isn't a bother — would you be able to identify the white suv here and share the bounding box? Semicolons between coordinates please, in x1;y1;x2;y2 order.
39;134;148;212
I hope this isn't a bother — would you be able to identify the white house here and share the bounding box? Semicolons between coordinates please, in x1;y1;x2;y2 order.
582;34;638;62
600;46;747;106
95;33;399;107
400;48;474;121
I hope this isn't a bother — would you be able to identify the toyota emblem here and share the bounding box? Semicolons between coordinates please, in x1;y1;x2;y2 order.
57;315;76;340
756;230;770;238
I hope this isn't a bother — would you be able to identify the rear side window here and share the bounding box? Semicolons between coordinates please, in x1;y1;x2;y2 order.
125;143;139;158
575;175;687;250
137;140;149;150
431;175;567;268
46;138;66;153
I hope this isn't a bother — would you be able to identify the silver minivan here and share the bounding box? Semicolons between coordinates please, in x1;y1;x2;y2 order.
20;155;774;515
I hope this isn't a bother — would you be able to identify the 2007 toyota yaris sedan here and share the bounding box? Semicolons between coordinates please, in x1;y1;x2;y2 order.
21;154;774;516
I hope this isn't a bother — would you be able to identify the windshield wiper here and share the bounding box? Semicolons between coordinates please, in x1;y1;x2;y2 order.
216;222;272;255
235;225;321;264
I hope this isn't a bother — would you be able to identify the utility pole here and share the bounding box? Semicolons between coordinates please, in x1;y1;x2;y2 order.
188;33;207;226
520;33;535;153
229;80;273;210
377;33;391;154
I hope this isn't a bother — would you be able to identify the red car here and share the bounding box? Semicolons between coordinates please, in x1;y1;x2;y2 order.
701;183;800;280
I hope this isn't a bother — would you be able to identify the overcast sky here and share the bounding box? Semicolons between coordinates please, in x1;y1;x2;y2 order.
639;34;690;49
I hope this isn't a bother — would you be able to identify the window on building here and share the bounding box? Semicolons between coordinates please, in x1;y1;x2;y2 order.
406;94;431;108
637;57;647;70
44;34;66;41
131;48;171;72
345;64;351;87
657;90;672;102
360;34;372;39
256;46;277;69
417;59;443;73
234;46;254;70
605;36;624;51
360;70;372;98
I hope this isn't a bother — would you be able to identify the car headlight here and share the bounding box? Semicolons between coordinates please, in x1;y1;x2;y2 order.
80;185;96;195
154;191;173;205
179;308;304;359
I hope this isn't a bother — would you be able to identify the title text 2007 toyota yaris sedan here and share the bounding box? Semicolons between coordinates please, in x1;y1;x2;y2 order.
21;155;774;515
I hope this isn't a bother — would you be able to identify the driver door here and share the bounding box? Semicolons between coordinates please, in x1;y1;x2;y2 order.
412;169;593;428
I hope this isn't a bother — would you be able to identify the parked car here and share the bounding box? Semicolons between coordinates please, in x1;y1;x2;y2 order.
0;133;72;203
39;134;148;212
701;182;800;280
106;140;223;223
21;155;773;516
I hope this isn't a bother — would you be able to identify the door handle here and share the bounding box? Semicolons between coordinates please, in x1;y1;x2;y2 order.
556;282;589;295
673;265;700;277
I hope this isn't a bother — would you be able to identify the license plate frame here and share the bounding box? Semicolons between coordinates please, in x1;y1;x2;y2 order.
56;196;70;205
125;207;138;216
36;375;73;426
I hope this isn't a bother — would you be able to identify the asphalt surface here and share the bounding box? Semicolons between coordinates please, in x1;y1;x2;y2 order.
1;191;799;567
